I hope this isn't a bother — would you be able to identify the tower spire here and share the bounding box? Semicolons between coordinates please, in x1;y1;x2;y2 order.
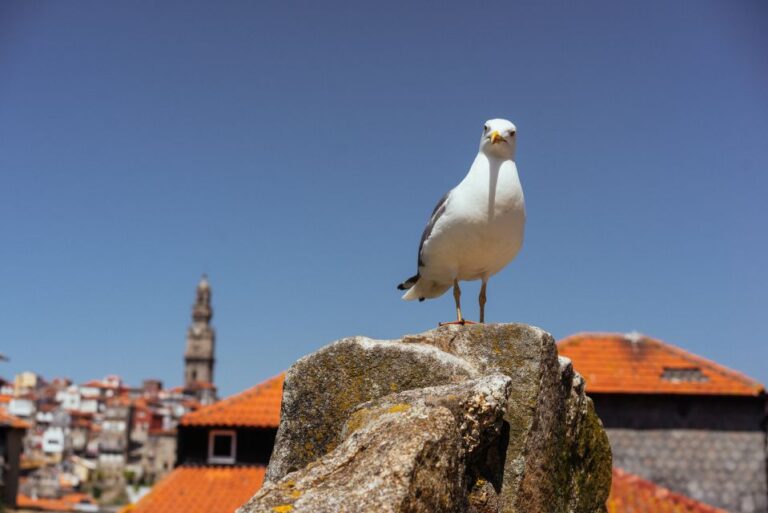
184;275;217;404
193;274;212;323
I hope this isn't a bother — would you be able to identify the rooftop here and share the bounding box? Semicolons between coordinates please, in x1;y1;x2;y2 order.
608;468;728;513
17;492;96;512
125;466;265;513
180;374;284;428
0;410;31;429
557;332;764;396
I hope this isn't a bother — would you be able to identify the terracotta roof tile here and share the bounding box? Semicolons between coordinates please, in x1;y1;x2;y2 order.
558;333;764;396
187;381;216;390
17;492;96;512
180;374;284;428
127;466;265;513
608;468;728;512
82;379;116;389
0;410;31;429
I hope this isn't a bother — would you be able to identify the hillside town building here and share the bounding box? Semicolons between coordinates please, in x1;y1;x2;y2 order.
0;276;220;511
128;374;283;513
0;410;29;507
559;332;768;513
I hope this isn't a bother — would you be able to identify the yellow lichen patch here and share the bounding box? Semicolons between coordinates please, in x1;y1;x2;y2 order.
344;407;371;435
279;479;296;489
289;489;303;499
386;403;411;414
272;505;294;513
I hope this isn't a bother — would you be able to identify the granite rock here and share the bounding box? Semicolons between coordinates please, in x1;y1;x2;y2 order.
265;336;476;482
239;376;512;513
258;323;612;513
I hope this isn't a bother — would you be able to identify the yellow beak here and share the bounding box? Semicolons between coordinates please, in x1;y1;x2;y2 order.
490;131;503;144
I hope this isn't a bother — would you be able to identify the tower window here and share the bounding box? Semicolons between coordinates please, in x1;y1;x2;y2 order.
208;430;236;464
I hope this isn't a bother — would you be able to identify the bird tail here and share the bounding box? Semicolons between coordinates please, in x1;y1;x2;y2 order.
397;274;451;302
397;273;420;291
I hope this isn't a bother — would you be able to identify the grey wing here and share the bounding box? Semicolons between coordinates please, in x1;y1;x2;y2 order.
417;190;451;268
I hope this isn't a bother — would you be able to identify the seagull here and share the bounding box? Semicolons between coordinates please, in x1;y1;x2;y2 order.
397;119;526;324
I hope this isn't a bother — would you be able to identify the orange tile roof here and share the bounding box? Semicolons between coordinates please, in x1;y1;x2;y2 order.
558;332;764;396
127;466;266;513
180;374;284;428
82;379;113;389
608;468;728;513
0;410;31;429
17;492;96;512
187;381;217;390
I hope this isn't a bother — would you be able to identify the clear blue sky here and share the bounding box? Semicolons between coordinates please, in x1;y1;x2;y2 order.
1;1;766;397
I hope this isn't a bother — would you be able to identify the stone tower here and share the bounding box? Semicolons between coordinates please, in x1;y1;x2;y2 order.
184;275;216;403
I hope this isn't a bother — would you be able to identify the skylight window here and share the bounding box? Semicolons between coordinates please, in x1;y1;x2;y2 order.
660;367;709;383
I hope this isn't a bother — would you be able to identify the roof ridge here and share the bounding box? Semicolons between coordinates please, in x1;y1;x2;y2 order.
558;331;627;346
180;373;284;427
557;332;765;396
188;373;282;412
644;336;764;392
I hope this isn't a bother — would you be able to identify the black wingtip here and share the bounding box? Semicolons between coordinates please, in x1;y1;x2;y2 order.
397;273;420;292
419;297;425;302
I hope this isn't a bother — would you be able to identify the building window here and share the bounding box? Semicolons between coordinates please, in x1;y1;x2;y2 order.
208;430;236;464
660;367;709;383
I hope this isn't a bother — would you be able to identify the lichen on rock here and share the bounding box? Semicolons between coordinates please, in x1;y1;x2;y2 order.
242;323;611;513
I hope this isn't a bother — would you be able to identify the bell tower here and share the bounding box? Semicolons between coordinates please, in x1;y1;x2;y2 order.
184;275;216;399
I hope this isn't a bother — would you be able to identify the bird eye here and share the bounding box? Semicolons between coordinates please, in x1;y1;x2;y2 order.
483;125;489;133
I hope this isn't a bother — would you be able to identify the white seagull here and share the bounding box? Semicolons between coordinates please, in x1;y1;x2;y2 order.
397;119;526;324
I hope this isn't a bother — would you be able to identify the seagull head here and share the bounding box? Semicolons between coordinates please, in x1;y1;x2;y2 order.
479;119;516;158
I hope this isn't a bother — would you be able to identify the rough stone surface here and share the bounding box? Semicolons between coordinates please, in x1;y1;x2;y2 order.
403;325;612;513
239;376;512;513
265;336;476;481
258;323;612;513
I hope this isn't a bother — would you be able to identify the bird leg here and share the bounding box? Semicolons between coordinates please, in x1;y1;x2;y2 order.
453;279;463;323
439;279;479;326
479;280;487;323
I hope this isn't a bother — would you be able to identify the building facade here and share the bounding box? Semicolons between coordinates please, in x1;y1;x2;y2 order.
0;411;28;508
559;332;767;513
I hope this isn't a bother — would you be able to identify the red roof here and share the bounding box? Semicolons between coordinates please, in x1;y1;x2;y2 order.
0;410;31;429
608;468;728;513
81;379;112;389
126;466;266;513
180;374;284;428
558;333;764;396
17;492;96;512
187;381;216;390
